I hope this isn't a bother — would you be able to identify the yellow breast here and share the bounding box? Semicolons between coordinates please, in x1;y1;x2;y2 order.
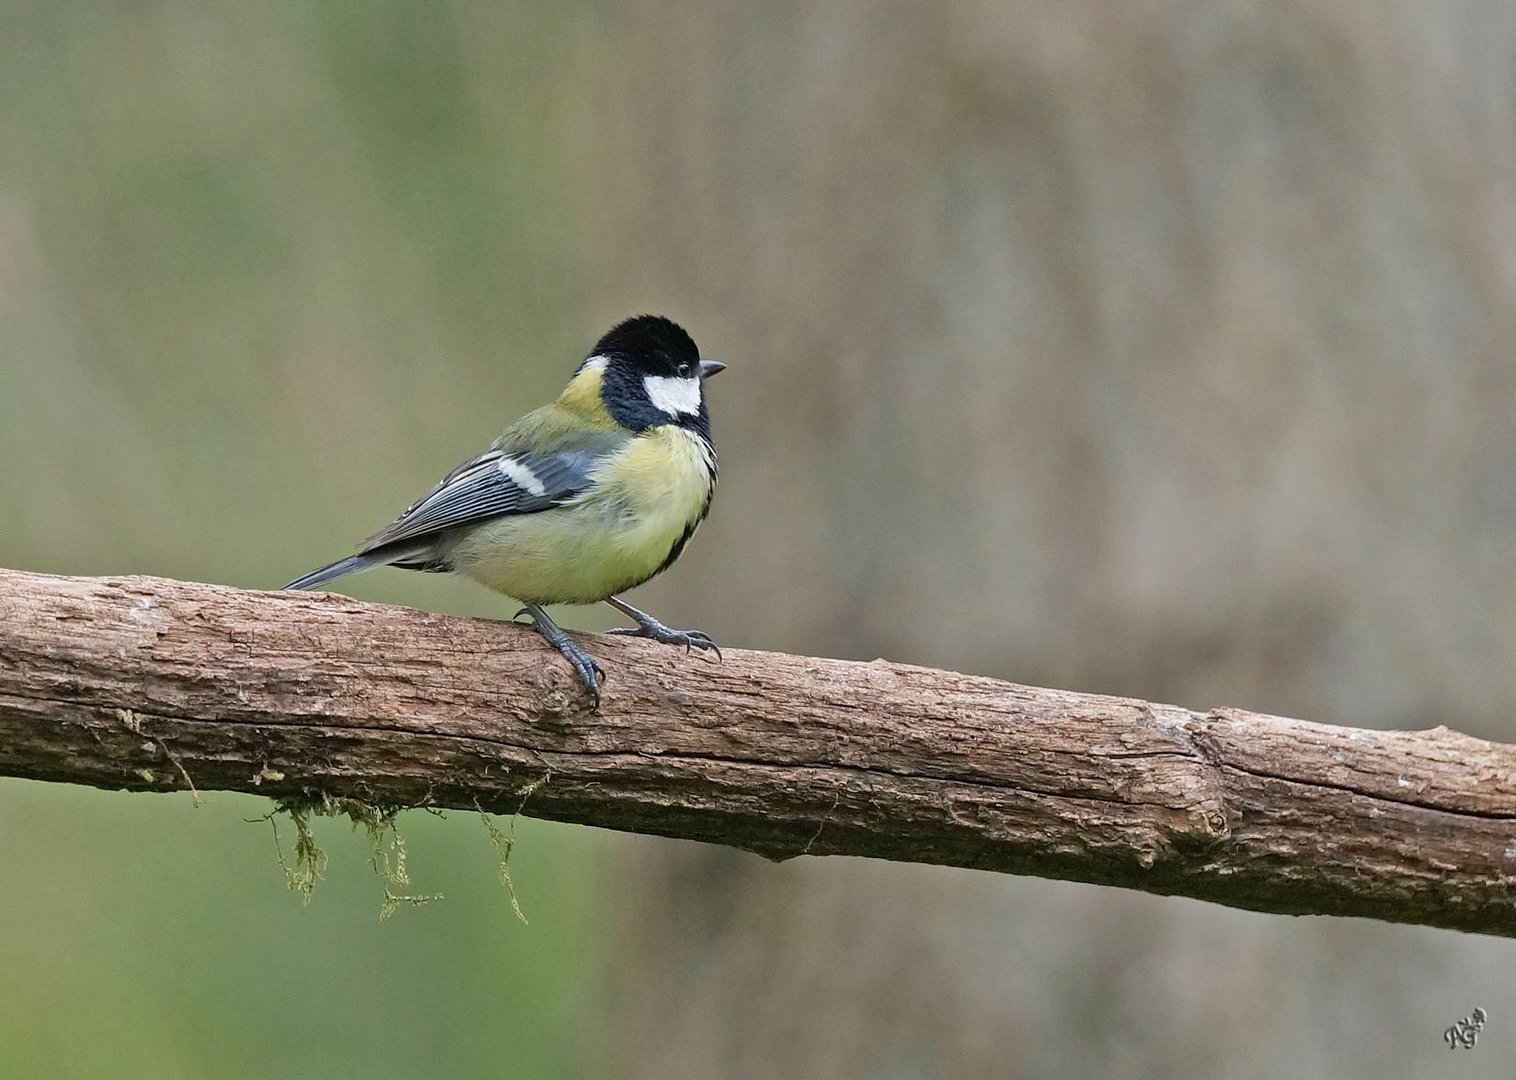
449;426;715;605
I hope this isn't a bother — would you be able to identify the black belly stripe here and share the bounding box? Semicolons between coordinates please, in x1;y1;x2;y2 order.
651;447;715;579
655;520;701;577
637;484;714;587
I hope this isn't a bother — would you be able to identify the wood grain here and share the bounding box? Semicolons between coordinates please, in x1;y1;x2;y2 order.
0;567;1512;935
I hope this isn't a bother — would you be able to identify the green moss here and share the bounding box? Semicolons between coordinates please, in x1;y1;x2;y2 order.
379;889;443;921
114;708;202;806
255;775;550;920
256;793;441;917
476;771;552;925
256;798;327;903
478;805;527;925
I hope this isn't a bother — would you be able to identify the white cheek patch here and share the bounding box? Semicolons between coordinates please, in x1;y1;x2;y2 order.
643;374;703;417
497;456;548;497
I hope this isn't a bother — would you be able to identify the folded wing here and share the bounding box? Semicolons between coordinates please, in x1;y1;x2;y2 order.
360;438;613;552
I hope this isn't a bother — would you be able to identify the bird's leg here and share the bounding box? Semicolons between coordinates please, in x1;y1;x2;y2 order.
603;597;721;659
521;604;604;704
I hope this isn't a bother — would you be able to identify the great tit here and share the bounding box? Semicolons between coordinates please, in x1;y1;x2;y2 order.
282;314;725;703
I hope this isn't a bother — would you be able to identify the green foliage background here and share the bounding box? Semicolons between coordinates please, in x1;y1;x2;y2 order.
2;5;633;1077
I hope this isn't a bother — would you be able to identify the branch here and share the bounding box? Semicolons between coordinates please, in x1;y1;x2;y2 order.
1;567;1513;936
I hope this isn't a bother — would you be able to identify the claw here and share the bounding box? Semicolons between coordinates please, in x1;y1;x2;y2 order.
602;598;722;667
565;652;605;706
520;603;605;708
605;622;721;660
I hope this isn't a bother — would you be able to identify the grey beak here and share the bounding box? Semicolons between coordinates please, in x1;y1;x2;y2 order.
699;359;727;379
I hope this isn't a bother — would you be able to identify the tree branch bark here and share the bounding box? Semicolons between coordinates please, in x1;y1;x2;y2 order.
1;567;1513;935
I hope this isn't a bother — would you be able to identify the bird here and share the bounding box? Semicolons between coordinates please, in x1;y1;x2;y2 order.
282;314;725;704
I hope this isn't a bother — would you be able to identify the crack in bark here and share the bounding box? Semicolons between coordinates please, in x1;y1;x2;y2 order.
1214;761;1516;823
2;694;1217;817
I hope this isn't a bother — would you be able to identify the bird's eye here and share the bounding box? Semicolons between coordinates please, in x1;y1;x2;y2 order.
678;363;691;377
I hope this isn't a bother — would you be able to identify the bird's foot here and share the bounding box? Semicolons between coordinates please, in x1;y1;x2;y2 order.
550;638;606;704
606;613;722;660
522;605;604;706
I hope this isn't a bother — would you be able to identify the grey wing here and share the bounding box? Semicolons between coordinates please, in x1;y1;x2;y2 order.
358;445;602;553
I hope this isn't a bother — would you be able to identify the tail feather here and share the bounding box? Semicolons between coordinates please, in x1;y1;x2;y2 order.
281;552;392;591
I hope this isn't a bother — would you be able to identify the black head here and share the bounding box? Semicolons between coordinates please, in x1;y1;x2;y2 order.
586;315;723;438
590;315;701;379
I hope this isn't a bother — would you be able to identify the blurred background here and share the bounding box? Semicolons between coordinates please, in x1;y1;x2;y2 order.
3;1;1515;1076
